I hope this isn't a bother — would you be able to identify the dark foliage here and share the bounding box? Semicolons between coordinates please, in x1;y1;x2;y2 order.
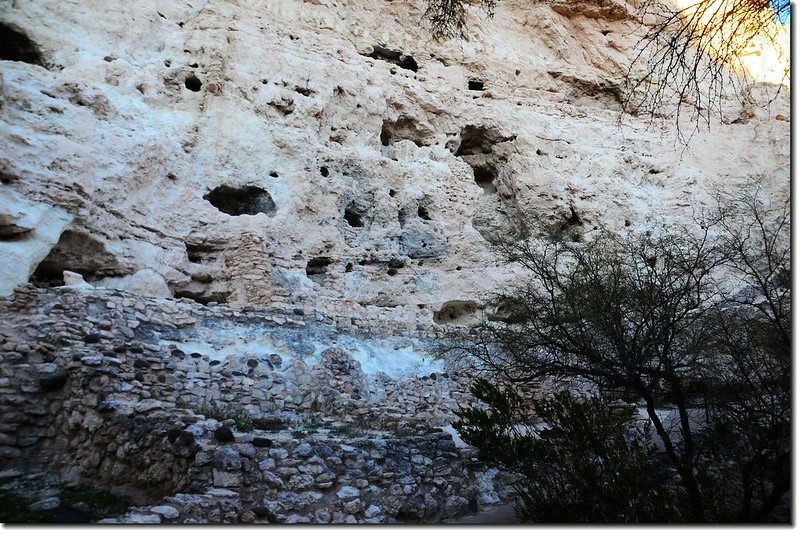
448;182;789;522
424;0;497;39
456;382;676;522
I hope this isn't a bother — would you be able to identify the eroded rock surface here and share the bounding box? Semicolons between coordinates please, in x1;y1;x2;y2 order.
0;0;789;523
0;0;788;322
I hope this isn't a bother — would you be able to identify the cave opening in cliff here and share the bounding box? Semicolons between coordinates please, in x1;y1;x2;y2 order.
185;241;224;264
184;73;202;92
433;300;479;325
472;165;497;193
30;229;126;287
0;23;44;65
306;257;332;283
454;125;515;157
173;288;230;305
363;45;418;72
204;185;276;216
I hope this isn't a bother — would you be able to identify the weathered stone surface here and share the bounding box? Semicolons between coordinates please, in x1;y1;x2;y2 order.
337;486;360;501
0;0;788;524
150;505;180;519
29;497;61;511
0;0;786;320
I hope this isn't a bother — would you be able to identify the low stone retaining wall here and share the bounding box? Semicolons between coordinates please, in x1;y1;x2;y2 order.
97;421;502;524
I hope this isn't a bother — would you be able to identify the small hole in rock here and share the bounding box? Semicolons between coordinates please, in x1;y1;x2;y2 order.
185;74;202;92
269;171;279;178
363;45;418;72
306;257;332;277
345;262;353;272
389;189;397;197
454;125;515;157
380;116;431;147
473;165;497;193
417;205;431;221
625;219;632;227
566;208;582;226
320;166;329;177
344;204;364;227
468;80;485;91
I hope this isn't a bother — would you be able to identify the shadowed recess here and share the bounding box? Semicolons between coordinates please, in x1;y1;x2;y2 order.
204;185;276;216
0;23;44;65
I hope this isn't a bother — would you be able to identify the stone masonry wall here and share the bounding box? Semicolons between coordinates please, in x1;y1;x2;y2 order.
0;284;514;523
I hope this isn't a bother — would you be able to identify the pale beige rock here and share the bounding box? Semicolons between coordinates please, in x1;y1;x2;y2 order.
0;0;788;324
0;190;72;296
62;270;93;289
96;269;172;298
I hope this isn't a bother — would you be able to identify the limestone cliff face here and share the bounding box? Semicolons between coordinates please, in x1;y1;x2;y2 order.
0;0;789;324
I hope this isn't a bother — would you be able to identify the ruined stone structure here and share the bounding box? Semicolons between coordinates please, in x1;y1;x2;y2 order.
0;0;788;524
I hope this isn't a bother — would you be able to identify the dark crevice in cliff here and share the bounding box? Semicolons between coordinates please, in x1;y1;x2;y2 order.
0;23;44;66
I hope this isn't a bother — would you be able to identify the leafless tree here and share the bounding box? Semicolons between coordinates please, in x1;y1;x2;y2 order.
443;182;790;521
423;0;497;39
699;184;790;521
624;0;789;137
423;0;788;135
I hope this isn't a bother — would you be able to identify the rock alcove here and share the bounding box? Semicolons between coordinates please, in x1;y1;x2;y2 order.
204;185;276;217
433;300;479;325
30;229;128;286
362;45;418;72
0;22;44;65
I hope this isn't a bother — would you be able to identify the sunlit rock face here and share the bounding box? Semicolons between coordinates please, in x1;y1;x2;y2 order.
0;0;789;324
